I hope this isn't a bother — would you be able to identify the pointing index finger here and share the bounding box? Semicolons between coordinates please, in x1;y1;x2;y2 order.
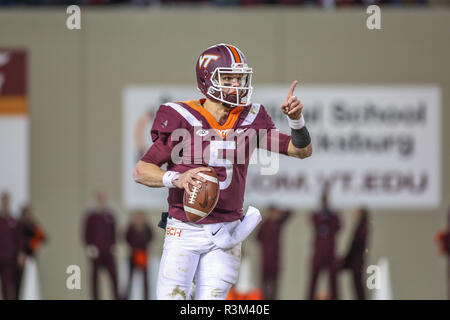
286;80;298;99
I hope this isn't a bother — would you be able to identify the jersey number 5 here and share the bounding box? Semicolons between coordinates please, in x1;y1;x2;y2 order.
208;140;235;190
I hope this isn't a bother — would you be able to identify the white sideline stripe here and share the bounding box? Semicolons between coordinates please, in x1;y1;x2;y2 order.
165;102;202;127
241;103;260;126
184;206;208;217
197;172;218;184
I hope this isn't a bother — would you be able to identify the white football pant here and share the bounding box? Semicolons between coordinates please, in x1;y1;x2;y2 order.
156;217;242;300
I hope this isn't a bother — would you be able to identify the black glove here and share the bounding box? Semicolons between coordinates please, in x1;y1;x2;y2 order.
157;212;169;231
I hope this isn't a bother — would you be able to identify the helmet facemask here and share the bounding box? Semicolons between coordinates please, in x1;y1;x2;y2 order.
207;63;253;107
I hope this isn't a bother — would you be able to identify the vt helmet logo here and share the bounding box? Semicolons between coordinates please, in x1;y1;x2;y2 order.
199;54;220;69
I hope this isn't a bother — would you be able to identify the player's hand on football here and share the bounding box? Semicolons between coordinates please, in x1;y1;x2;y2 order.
281;80;303;120
173;167;212;196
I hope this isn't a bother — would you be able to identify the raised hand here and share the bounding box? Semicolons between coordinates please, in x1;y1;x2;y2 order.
280;80;303;120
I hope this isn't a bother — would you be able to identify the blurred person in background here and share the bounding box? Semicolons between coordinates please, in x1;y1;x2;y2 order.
339;207;370;300
15;204;47;299
125;209;154;300
82;190;120;300
0;192;25;300
435;207;450;300
256;205;291;300
307;186;341;300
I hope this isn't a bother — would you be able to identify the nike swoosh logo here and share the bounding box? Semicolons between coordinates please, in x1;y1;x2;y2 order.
212;227;222;236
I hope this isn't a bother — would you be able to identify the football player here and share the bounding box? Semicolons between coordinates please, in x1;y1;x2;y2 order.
133;43;312;300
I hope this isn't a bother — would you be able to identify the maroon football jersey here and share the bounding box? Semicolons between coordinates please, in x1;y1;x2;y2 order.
141;99;291;224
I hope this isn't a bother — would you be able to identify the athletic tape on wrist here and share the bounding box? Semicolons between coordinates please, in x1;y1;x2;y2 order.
286;114;305;130
162;171;180;188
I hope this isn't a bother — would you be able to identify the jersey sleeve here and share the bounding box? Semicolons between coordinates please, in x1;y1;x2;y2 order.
258;105;291;155
140;105;182;166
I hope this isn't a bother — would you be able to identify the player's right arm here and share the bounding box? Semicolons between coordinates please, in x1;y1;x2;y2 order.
133;161;166;188
134;161;211;195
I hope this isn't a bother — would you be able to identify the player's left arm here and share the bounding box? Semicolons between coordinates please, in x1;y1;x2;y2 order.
287;140;312;159
281;80;312;159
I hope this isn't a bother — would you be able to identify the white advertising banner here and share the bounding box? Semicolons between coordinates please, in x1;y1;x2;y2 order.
0;117;29;215
0;49;28;216
122;85;441;210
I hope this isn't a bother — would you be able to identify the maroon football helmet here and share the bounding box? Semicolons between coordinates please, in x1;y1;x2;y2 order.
196;43;253;107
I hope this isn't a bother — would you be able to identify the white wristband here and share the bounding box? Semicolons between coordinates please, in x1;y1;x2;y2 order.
162;171;180;188
287;114;305;130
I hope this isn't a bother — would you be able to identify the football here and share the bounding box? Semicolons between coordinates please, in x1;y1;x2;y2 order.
183;169;220;223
